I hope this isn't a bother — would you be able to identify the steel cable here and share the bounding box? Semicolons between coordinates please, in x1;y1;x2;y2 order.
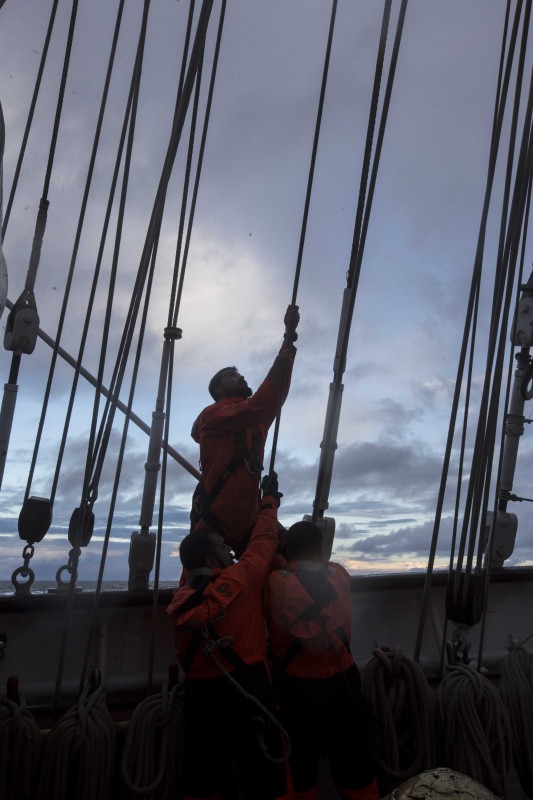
414;0;528;661
267;0;339;476
22;0;126;506
312;0;408;523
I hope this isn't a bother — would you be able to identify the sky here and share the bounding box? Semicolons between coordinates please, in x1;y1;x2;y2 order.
0;0;532;584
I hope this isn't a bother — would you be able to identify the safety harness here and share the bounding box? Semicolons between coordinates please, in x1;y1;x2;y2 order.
277;565;351;673
177;573;292;763
190;427;263;532
178;574;248;675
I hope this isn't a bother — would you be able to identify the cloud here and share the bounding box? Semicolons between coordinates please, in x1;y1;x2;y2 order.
1;0;532;586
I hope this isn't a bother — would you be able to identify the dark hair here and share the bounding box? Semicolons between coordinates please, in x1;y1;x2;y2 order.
208;366;237;401
179;529;218;570
286;521;323;561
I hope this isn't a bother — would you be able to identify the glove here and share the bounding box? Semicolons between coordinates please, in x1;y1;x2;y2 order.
261;471;283;507
284;304;300;343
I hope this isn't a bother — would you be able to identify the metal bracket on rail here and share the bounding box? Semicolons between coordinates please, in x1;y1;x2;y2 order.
446;625;472;666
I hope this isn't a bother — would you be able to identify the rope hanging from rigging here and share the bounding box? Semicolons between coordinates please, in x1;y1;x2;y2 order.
4;0;83;591
311;0;407;526
414;0;533;664
0;0;70;495
267;0;338;478
124;0;227;601
0;98;7;322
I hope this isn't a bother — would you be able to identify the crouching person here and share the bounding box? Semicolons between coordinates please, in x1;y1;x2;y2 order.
266;521;379;800
167;473;288;800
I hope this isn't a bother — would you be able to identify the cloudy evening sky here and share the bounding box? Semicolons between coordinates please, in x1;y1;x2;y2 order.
0;0;532;584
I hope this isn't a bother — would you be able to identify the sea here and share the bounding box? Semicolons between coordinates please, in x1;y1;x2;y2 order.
0;580;178;596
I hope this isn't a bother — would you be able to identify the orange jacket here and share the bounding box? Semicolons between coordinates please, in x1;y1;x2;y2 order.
265;560;355;679
191;350;294;545
168;499;279;680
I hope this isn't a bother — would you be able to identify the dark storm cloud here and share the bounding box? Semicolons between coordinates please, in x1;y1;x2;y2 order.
337;516;454;561
331;438;443;500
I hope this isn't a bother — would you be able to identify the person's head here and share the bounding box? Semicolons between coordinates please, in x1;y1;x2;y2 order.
208;366;252;401
179;528;234;571
286;521;323;562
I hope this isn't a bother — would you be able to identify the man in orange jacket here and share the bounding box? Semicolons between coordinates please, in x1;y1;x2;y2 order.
265;521;379;800
190;304;299;552
168;473;288;800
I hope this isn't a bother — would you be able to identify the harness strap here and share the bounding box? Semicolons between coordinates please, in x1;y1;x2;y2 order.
191;453;243;531
191;427;263;530
183;622;249;675
179;576;249;675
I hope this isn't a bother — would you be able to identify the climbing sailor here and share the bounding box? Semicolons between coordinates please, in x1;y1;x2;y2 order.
266;520;379;800
190;304;299;553
168;472;288;800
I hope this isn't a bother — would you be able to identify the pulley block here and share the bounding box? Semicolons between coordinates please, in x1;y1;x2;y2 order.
4;288;39;354
445;569;486;626
68;504;95;548
18;496;53;543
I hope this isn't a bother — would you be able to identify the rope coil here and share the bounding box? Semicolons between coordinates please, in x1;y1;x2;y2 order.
37;678;116;800
121;682;184;798
436;663;512;796
0;680;42;800
360;647;436;793
500;644;533;796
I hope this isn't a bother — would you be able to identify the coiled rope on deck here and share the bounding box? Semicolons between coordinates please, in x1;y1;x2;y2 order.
121;681;184;798
360;647;436;793
500;643;533;796
0;678;42;800
436;663;512;796
37;677;116;800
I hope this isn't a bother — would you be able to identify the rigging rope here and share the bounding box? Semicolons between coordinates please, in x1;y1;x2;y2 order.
436;664;512;796
76;0;221;692
500;644;533;796
38;676;116;800
0;678;42;800
267;0;338;477
1;0;60;239
0;0;74;492
22;0;126;509
147;0;227;686
414;0;531;662
360;647;436;795
77;0;214;522
53;0;154;705
0;99;7;321
311;0;407;524
120;681;183;797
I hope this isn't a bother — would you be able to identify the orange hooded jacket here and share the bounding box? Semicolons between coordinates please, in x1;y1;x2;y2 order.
265;560;355;679
168;499;279;680
191;349;294;546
